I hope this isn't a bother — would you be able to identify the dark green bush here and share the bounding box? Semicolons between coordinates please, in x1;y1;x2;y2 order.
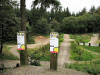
29;44;50;62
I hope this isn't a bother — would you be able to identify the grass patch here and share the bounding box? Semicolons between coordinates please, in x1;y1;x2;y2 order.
68;34;100;75
65;61;100;75
70;34;92;43
59;33;64;45
0;45;18;60
70;42;96;61
82;46;100;53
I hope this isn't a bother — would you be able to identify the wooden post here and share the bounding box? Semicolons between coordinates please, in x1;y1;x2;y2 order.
20;0;28;65
83;42;85;46
50;53;57;70
99;43;100;47
50;32;59;71
89;43;91;46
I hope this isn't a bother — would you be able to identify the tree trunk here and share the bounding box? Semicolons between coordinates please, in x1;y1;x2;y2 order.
0;24;3;54
20;0;28;65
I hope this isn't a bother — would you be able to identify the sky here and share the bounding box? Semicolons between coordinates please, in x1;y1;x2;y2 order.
17;0;100;13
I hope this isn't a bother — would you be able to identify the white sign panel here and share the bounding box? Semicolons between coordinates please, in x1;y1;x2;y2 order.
17;32;25;50
50;32;59;53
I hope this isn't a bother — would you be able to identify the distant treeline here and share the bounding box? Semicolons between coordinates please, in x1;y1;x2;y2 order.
0;0;100;43
28;6;100;34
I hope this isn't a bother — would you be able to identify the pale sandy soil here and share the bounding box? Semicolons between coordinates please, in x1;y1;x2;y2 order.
9;36;49;58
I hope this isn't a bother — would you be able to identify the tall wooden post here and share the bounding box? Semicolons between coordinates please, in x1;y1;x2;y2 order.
20;0;28;65
50;53;57;70
50;32;59;71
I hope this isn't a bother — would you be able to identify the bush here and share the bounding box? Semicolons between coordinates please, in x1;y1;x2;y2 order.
28;44;50;62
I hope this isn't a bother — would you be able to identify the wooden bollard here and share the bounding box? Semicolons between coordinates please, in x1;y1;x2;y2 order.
83;42;85;46
77;42;79;45
89;43;91;46
99;43;100;47
50;53;57;70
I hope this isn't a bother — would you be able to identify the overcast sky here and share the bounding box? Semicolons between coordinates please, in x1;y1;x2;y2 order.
17;0;100;13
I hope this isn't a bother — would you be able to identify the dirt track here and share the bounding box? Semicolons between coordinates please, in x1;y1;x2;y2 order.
0;65;89;75
58;34;72;68
9;36;49;58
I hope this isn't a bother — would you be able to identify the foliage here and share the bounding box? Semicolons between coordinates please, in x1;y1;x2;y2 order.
70;42;96;61
32;0;60;9
50;19;60;32
61;13;100;33
65;61;100;75
0;45;18;60
70;34;92;43
59;33;64;44
36;18;50;34
82;46;100;53
0;0;20;43
28;44;50;61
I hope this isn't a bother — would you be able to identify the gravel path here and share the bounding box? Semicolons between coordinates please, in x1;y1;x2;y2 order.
58;34;72;68
0;65;89;75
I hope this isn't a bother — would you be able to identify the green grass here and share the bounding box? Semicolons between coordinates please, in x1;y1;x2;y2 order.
70;42;96;61
70;34;92;43
0;45;18;60
68;34;100;75
82;46;100;53
65;61;100;75
59;33;64;45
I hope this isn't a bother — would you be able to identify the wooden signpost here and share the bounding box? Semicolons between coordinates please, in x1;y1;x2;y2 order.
50;32;59;70
17;32;25;50
17;31;28;65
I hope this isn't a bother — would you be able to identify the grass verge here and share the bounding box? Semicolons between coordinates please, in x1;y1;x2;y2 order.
70;42;96;61
65;60;100;75
0;45;18;60
70;34;92;43
82;46;100;53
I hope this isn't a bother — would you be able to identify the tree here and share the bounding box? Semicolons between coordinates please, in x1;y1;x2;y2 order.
36;17;50;34
89;6;96;14
96;7;100;15
32;0;60;9
72;12;76;16
65;7;71;17
50;19;60;32
0;0;19;54
78;8;87;16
